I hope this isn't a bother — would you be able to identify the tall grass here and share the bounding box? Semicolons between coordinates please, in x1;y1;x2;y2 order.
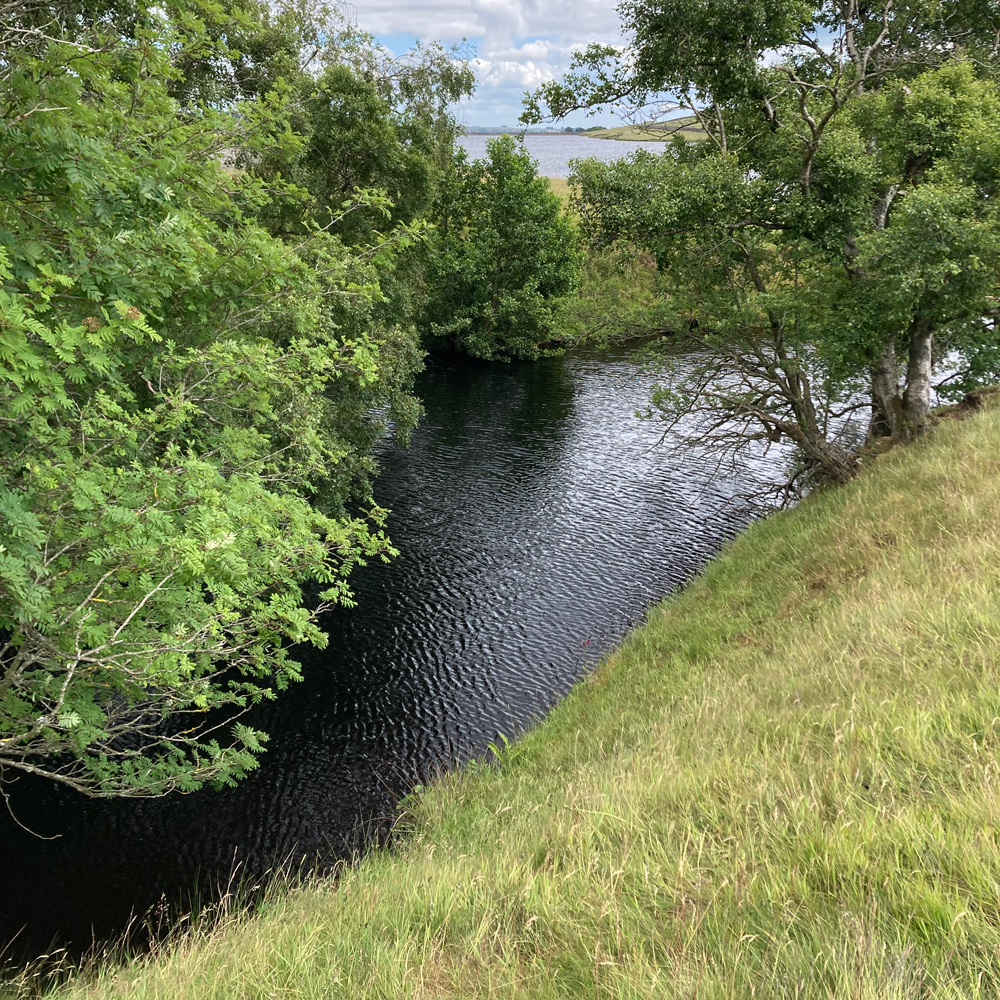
21;406;1000;998
545;177;673;346
545;177;573;204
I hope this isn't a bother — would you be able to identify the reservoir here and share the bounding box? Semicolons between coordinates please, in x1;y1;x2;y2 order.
0;344;768;960
457;132;668;176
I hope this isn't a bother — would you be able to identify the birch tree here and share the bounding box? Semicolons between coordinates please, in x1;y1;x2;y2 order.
526;1;1000;483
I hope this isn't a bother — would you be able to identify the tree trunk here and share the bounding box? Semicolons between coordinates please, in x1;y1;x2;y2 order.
783;391;858;484
864;185;902;443
869;391;892;440
902;318;934;438
870;342;905;444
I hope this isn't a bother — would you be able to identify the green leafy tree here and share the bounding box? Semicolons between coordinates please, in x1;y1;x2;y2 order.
418;135;581;361
222;10;474;346
527;1;1000;486
247;31;474;247
0;0;426;796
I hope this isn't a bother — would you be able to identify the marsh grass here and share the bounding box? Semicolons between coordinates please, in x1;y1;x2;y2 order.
545;177;572;204
551;245;673;346
545;179;673;347
18;404;1000;999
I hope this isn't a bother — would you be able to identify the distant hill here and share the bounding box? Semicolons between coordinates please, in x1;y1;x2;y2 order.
588;116;708;142
460;126;609;136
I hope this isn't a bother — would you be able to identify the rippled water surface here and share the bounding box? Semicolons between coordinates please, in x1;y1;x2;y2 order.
0;345;763;958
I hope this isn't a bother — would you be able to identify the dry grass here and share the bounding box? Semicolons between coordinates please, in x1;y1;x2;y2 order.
19;405;1000;999
545;177;572;204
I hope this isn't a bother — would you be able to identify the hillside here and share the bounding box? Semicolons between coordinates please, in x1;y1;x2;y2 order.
32;402;1000;999
589;116;709;142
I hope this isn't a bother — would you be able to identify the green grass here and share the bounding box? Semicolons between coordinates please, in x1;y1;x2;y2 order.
551;246;673;346
22;405;1000;999
588;117;708;142
545;177;572;205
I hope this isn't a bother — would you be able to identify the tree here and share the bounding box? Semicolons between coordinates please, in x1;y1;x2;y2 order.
246;29;474;246
526;1;1000;487
418;135;581;361
0;0;428;796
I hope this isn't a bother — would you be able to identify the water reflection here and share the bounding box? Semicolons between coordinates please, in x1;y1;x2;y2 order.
0;345;765;960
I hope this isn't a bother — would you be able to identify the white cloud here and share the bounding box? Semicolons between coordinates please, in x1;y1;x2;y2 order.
491;38;553;60
351;0;628;126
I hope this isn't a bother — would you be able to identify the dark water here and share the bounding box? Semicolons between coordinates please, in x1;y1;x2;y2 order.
0;345;763;961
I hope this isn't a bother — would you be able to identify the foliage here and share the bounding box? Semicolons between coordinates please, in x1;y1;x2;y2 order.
528;1;1000;486
417;136;581;361
28;398;1000;999
246;27;474;246
551;244;673;347
0;0;437;796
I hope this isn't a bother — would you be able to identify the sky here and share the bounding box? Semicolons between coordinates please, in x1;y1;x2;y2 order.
349;0;628;128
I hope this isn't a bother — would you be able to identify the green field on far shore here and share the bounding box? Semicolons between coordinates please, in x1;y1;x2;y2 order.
589;117;708;142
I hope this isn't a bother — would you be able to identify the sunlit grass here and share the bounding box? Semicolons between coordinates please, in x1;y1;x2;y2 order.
545;176;572;205
20;404;1000;999
588;118;708;142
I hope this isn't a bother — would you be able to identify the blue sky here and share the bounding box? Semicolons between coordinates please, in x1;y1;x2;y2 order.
353;1;628;127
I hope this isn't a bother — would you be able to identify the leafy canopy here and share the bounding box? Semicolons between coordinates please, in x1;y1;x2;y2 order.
418;135;581;361
529;0;1000;488
0;0;463;796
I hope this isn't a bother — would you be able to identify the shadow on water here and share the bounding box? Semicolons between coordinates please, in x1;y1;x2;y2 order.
0;345;765;966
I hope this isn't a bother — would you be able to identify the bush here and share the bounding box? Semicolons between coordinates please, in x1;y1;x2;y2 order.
418;135;581;361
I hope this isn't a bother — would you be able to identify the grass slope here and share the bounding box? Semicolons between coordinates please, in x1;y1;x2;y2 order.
36;407;1000;999
589;118;708;142
545;177;572;204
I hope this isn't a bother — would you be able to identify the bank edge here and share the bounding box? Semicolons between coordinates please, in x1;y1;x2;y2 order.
34;400;1000;999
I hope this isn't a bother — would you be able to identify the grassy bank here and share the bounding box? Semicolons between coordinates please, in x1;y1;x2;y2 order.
544;178;671;346
28;405;1000;998
545;177;572;204
589;118;708;142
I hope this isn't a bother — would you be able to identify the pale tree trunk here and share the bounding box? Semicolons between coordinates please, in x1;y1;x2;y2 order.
870;342;905;444
865;184;904;443
902;317;934;438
